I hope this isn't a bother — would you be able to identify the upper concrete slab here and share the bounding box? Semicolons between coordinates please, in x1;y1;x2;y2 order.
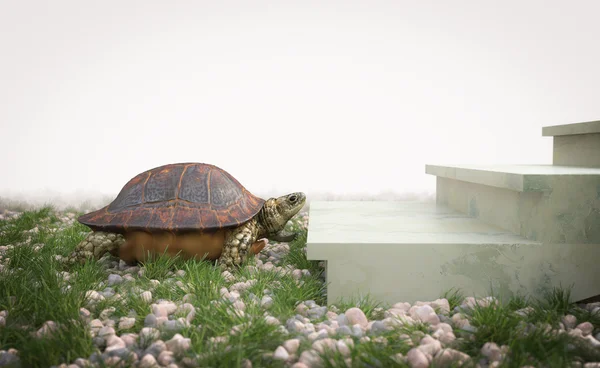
426;164;600;192
542;120;600;136
306;201;538;251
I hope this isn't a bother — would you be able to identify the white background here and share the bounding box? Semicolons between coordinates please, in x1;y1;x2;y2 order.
1;0;599;208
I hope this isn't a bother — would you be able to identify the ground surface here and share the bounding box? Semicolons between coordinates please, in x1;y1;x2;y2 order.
0;206;599;368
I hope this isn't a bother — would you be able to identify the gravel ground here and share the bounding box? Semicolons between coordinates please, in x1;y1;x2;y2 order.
0;208;600;368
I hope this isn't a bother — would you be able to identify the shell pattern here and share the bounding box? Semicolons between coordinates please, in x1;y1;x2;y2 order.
78;163;265;233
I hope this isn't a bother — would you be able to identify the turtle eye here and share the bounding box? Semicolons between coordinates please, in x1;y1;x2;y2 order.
289;195;297;203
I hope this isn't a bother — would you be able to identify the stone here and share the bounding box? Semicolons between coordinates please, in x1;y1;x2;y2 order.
105;336;126;351
562;315;578;330
369;320;390;335
407;348;429;368
144;314;158;327
433;348;471;366
165;334;191;355
139;354;158;368
144;340;167;358
261;296;274;309
576;322;594;336
107;274;123;286
481;342;503;361
98;326;116;340
139;328;160;344
345;308;368;328
118;317;136;330
308;306;328;320
283;338;300;354
273;346;290;360
291;363;310;368
299;349;322;367
336;339;352;357
411;305;440;325
141;291;152;304
157;351;174;366
264;316;280;326
418;335;442;356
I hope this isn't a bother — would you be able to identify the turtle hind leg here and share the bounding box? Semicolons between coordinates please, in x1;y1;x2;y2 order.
68;231;125;264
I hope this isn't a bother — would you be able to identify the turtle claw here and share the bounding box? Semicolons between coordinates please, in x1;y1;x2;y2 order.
251;238;268;255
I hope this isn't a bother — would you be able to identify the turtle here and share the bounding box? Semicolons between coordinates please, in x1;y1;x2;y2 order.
68;162;306;271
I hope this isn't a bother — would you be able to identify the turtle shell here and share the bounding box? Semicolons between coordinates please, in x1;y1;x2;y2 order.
78;163;265;233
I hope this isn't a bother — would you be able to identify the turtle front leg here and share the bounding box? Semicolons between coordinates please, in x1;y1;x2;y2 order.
269;230;297;242
219;221;259;271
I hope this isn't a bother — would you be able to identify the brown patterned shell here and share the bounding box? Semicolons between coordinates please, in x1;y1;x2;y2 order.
78;163;265;233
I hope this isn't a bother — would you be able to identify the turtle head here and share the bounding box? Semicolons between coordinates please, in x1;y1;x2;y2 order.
258;192;306;241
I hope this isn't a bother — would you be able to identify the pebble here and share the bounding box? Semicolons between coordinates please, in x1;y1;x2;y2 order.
563;314;578;330
157;350;175;366
144;314;158;327
577;322;594;336
308;306;328;319
165;334;191;355
345;308;368;328
140;291;153;304
407;348;430;368
283;338;300;354
118;317;136;330
273;346;290;360
138;354;158;368
107;274;123;286
411;304;440;325
261;296;274;309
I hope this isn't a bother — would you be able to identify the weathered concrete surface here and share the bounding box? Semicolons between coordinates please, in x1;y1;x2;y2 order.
428;165;600;244
306;201;600;305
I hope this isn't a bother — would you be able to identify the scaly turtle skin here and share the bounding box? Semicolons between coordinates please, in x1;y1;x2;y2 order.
69;163;306;270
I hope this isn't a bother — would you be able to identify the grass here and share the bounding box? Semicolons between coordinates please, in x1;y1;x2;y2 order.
0;206;598;367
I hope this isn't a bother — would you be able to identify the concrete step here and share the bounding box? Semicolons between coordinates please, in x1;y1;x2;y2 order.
543;120;600;168
426;164;600;244
306;201;600;306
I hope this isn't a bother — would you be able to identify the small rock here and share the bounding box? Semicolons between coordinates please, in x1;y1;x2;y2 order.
411;305;440;325
261;296;274;309
139;327;160;345
98;326;116;340
283;338;300;354
299;349;322;367
273;346;290;361
308;306;328;320
295;303;308;316
407;347;430;368
118;317;136;330
336;339;351;357
157;350;174;366
265;316;280;326
481;342;503;362
165;334;191;355
562;315;578;330
418;335;442;356
577;321;594;336
433;348;471;366
144;340;167;357
107;274;123;286
291;363;310;368
144;314;158;327
140;291;153;304
138;354;158;368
